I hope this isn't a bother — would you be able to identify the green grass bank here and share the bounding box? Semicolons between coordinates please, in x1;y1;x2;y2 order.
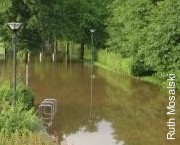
0;42;5;59
85;49;180;88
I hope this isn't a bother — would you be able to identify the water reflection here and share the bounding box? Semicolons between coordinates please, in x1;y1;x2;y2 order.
64;120;125;145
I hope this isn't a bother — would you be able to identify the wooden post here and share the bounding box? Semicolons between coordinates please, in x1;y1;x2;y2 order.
80;41;84;60
66;42;70;62
40;52;42;62
4;48;6;60
52;52;55;62
25;63;29;86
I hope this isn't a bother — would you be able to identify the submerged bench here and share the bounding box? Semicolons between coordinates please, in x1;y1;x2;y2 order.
38;98;57;128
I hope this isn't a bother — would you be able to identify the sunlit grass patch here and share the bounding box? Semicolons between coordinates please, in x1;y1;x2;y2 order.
96;50;132;75
0;131;58;145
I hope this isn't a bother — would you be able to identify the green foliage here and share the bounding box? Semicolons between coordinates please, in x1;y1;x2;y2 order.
0;1;11;14
0;42;5;56
106;0;154;56
131;57;156;76
0;0;107;54
139;0;180;72
0;82;48;144
60;0;107;48
96;50;132;75
0;83;34;110
0;101;43;133
106;0;180;77
17;49;26;61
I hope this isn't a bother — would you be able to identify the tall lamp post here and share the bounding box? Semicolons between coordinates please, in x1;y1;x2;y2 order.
8;22;22;99
89;29;95;126
90;29;95;61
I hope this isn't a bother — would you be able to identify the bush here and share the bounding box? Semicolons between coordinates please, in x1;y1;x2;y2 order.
0;83;34;110
0;101;43;133
131;58;156;77
0;82;56;145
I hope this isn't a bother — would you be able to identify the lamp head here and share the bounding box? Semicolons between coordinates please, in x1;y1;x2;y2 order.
90;29;96;33
8;22;22;31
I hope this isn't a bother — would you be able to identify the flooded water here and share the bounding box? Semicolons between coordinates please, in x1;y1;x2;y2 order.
0;60;180;145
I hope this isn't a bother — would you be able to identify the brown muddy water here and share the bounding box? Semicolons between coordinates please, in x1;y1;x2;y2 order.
0;60;179;145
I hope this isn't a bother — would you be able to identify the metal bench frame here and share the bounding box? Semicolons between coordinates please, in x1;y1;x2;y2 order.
38;98;57;128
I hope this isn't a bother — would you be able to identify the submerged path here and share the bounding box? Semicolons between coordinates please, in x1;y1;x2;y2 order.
0;61;179;145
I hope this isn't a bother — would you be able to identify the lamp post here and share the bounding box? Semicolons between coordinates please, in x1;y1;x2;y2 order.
89;29;95;126
90;29;95;61
8;22;22;99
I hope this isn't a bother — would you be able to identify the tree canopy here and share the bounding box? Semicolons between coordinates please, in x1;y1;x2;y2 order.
106;0;180;75
0;0;107;51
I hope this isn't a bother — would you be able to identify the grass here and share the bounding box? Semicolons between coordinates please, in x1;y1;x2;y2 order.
85;49;133;76
0;41;5;60
85;49;179;88
0;42;5;55
97;50;132;75
140;75;166;88
0;131;58;145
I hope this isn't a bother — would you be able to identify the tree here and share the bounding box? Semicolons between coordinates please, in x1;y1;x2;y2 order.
106;0;154;57
0;0;108;57
139;0;180;72
60;0;108;59
106;0;180;76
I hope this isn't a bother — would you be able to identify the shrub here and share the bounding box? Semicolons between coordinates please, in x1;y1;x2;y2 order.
0;82;34;110
0;82;54;145
131;58;156;77
17;50;26;61
0;101;43;133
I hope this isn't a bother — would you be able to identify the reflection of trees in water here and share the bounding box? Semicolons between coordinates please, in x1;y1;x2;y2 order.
31;62;107;139
96;68;178;144
100;78;180;145
47;104;102;143
0;61;11;81
32;62;117;143
0;61;28;83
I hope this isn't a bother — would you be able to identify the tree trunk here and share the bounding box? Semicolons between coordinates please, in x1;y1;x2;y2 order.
66;42;70;62
24;51;28;63
80;41;84;60
4;48;7;60
54;39;57;55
